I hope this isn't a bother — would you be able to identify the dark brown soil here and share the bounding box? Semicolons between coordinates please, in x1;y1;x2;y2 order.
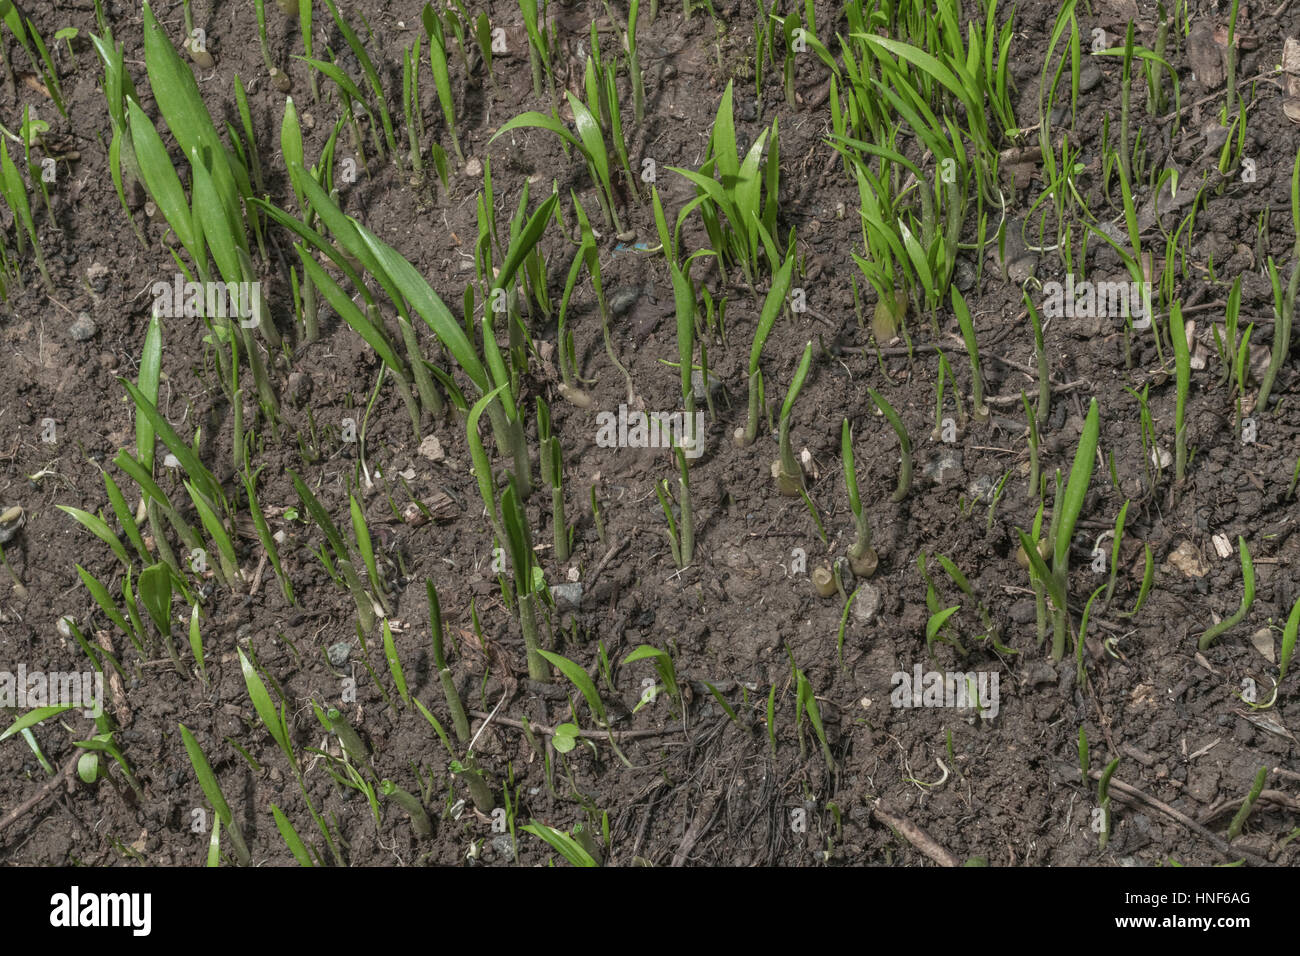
1;0;1298;867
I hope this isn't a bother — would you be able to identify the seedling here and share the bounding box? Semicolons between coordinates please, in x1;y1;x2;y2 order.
773;341;813;496
428;580;470;745
521;822;599;867
179;723;251;865
840;420;877;577
1258;153;1300;411
1226;765;1266;841
867;388;912;502
1170;301;1189;485
1103;500;1130;607
951;288;988;421
1018;399;1100;661
502;479;550;683
668;81;781;287
381;780;433;839
422;4;463;163
1198;538;1254;651
624;645;682;717
735;249;794;447
493;97;623;233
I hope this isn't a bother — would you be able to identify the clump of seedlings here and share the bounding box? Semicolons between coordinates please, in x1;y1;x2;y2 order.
735;250;794;447
1017;399;1100;661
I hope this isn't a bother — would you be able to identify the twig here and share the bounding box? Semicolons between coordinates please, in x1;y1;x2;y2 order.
1073;765;1270;864
871;799;963;866
586;539;628;586
0;751;79;836
468;710;681;740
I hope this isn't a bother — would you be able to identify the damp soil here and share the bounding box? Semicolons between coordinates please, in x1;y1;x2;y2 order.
0;0;1298;867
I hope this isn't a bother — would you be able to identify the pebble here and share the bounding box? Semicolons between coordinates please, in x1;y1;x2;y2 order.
551;582;582;609
70;312;97;341
1077;58;1103;93
851;582;881;624
327;641;352;667
966;474;999;503
86;262;109;293
418;434;445;462
1165;541;1206;578
691;368;725;402
491;835;516;861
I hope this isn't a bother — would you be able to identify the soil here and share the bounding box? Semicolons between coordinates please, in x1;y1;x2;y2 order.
1;0;1298;867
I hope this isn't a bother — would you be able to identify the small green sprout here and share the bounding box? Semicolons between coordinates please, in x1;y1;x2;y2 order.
867;388;912;502
773;341;813;496
1199;538;1255;651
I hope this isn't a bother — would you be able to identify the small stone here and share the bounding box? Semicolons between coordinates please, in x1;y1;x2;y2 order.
851;582;881;624
551;582;582;609
966;474;998;503
691;368;725;402
1077;57;1102;93
70;312;97;341
1166;541;1206;578
463;157;482;177
1249;628;1275;664
491;834;516;861
86;262;109;293
327;641;352;667
287;370;312;406
1006;255;1037;285
418;435;445;462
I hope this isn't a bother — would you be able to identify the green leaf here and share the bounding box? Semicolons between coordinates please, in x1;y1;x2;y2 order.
271;804;314;865
57;505;131;568
537;650;606;727
0;705;76;742
1054;399;1100;571
239;647;293;762
126;99;196;257
137;562;174;637
926;606;962;643
76;565;133;639
119;377;222;506
296;251;409;380
382;618;410;707
521;821;599;867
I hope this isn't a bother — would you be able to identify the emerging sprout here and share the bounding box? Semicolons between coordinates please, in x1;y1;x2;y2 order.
841;420;877;578
867;389;912;502
773;341;814;496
